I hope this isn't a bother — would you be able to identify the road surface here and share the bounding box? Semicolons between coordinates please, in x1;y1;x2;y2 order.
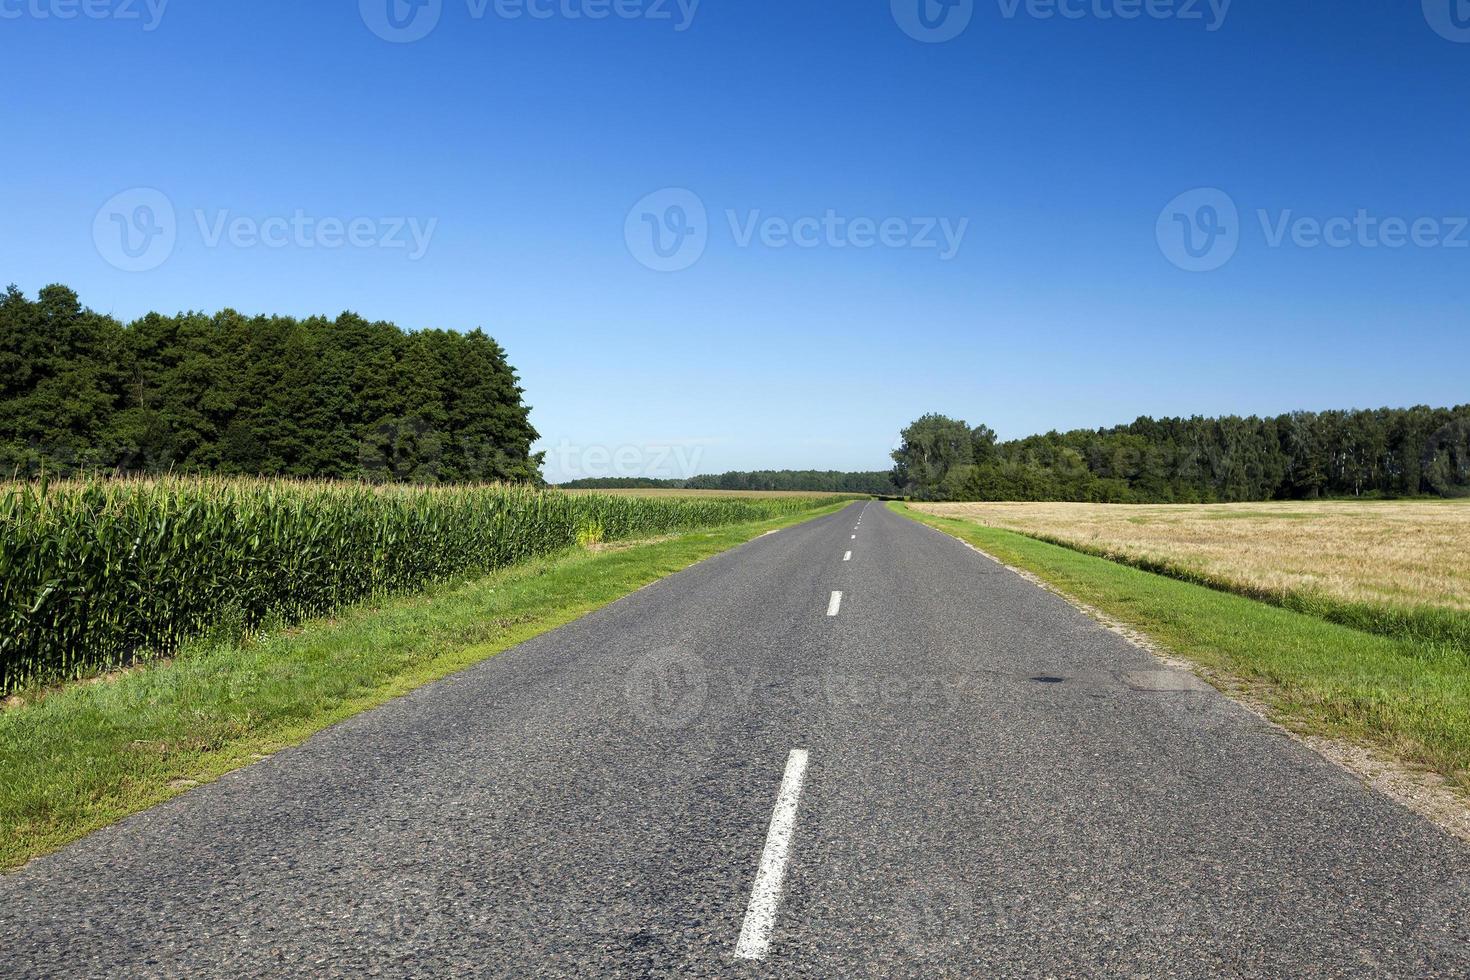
4;501;1468;977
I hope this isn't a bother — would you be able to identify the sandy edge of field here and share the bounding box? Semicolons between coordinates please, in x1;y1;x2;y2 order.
942;533;1470;845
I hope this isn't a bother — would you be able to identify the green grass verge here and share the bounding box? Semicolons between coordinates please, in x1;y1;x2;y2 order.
1006;528;1470;656
0;503;847;871
893;503;1470;795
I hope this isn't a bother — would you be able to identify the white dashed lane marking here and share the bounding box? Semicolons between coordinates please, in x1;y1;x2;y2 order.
734;749;811;961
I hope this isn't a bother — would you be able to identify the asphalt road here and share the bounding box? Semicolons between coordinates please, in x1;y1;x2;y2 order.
5;501;1469;978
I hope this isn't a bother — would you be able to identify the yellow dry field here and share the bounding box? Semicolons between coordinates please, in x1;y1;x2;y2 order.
913;499;1470;613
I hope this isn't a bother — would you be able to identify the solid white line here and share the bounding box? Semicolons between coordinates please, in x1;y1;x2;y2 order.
843;551;852;562
827;591;843;616
734;749;810;961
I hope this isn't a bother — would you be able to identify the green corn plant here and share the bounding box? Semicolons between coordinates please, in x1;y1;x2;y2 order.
0;476;847;694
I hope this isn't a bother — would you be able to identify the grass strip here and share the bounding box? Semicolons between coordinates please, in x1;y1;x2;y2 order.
0;503;847;871
894;503;1470;796
997;527;1470;656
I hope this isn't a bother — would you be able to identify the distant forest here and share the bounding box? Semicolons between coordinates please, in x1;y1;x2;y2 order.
0;285;543;483
561;471;895;495
893;408;1470;503
7;285;1467;504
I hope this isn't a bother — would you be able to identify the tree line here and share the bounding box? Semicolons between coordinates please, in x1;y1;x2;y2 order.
0;284;543;483
892;408;1470;502
8;283;1465;503
561;470;896;494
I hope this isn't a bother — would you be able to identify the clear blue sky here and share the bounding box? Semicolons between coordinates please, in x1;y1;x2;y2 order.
3;1;1467;482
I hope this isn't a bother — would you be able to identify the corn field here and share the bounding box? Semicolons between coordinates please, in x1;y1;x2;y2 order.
0;477;844;694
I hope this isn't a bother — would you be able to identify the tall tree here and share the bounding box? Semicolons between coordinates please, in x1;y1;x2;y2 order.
891;414;977;500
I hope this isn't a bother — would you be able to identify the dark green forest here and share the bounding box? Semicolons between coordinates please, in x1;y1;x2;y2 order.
558;478;683;490
0;285;543;483
686;470;894;494
893;408;1470;503
560;471;895;494
7;285;1466;503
